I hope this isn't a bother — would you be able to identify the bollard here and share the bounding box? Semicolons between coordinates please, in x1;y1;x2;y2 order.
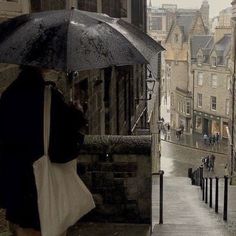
200;167;203;189
202;177;205;201
223;176;228;221
215;177;219;213
159;170;164;224
205;178;208;204
209;178;212;208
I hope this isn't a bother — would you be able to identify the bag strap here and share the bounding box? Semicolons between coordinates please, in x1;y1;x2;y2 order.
43;85;51;156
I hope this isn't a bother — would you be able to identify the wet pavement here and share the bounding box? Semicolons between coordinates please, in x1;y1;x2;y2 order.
161;141;228;178
161;129;228;155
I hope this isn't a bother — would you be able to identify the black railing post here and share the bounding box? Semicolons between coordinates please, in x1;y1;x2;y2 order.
159;170;164;224
209;177;212;208
200;167;203;189
202;177;205;201
215;177;219;213
205;178;208;204
223;176;228;221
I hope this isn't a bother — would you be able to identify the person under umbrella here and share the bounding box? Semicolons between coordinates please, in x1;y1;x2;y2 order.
0;66;86;236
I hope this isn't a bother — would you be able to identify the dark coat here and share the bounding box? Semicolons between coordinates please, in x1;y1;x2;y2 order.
0;69;85;230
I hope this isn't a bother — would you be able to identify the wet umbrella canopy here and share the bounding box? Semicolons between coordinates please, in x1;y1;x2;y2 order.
0;9;164;72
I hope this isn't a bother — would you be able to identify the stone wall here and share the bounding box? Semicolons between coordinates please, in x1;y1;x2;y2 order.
77;135;152;224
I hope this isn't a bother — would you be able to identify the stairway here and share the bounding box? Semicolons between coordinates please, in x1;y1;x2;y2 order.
152;177;231;236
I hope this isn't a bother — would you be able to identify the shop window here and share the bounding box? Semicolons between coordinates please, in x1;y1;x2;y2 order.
226;99;230;116
195;116;202;131
212;120;220;134
197;93;202;107
211;74;217;88
211;96;216;111
197;72;203;86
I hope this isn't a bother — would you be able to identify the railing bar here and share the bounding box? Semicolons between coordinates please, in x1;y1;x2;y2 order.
215;177;219;213
223;176;228;221
209;178;212;208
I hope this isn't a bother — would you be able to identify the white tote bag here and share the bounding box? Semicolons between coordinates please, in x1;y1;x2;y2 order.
33;86;95;236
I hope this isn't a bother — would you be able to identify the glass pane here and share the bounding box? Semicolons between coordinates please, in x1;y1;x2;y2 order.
78;0;97;12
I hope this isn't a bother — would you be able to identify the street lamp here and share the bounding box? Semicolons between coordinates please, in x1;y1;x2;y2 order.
135;70;156;101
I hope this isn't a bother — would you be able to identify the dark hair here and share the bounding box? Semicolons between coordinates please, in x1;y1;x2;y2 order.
16;66;44;83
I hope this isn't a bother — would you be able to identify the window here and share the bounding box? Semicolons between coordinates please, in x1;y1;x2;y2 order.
226;99;230;115
197;72;203;86
79;0;97;12
197;54;202;65
186;101;191;115
211;74;217;88
197;93;202;107
211;96;217;111
227;76;231;90
151;17;162;30
211;57;217;67
102;0;127;18
171;93;174;106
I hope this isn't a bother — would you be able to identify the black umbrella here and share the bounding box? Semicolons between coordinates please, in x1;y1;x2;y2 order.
0;9;164;72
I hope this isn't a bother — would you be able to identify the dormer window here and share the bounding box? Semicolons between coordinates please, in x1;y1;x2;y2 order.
211;56;217;67
197;54;203;66
175;34;179;43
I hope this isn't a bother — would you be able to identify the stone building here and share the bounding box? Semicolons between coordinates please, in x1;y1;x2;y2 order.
0;0;150;136
190;32;232;138
164;10;207;132
228;0;236;179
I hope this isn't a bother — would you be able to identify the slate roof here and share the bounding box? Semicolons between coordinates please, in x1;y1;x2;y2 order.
190;34;231;65
190;35;213;59
175;14;196;41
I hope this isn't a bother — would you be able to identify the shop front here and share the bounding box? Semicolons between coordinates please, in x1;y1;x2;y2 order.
194;111;223;137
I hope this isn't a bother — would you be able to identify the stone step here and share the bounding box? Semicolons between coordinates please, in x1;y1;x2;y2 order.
152;224;229;236
68;223;150;236
152;177;231;235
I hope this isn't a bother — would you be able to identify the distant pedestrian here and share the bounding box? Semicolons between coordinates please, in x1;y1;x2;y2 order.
167;123;170;132
209;154;215;171
212;135;216;146
216;132;220;144
209;136;212;146
203;133;208;145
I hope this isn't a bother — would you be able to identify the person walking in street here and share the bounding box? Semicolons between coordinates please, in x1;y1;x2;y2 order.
167;123;170;132
209;154;216;171
0;66;86;236
209;135;212;146
216;132;220;144
212;135;216;146
203;133;208;145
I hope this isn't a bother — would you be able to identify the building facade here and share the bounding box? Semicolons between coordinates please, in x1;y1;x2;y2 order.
164;10;207;132
191;33;232;138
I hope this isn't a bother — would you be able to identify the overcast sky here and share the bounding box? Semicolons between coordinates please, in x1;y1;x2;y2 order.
150;0;232;18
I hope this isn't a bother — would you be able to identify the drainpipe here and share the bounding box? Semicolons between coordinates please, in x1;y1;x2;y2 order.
128;72;132;135
116;74;120;134
231;22;236;178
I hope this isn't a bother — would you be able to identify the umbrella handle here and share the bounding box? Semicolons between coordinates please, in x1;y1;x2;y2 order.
67;71;78;103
